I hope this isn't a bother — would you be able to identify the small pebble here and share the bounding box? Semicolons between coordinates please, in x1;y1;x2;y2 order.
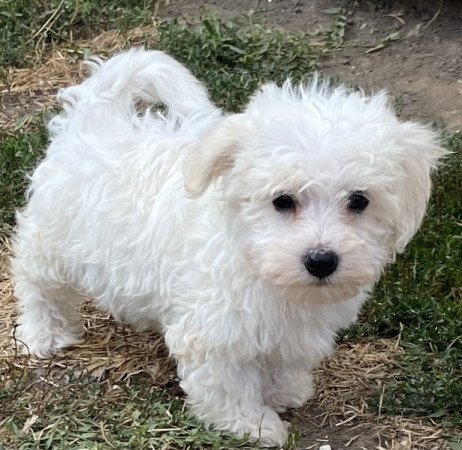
319;445;332;450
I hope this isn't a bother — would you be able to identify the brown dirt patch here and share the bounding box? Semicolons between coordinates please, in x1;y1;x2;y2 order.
319;0;462;131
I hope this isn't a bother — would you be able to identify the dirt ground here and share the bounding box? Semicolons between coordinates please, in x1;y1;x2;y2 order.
161;0;462;131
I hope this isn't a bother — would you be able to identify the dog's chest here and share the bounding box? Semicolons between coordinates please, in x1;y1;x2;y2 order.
263;306;336;367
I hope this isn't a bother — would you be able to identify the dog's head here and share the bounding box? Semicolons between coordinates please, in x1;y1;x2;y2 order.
184;80;445;303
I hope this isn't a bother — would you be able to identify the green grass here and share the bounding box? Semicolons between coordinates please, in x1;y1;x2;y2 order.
1;3;461;448
0;124;48;235
157;16;319;112
0;0;156;70
1;369;251;449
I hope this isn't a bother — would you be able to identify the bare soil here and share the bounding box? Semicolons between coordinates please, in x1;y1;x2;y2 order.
161;0;462;131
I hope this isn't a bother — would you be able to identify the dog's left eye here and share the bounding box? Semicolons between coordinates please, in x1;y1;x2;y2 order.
272;194;296;211
347;192;369;212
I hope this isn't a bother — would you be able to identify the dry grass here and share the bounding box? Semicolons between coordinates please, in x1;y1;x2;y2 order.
0;242;452;449
0;25;158;132
304;340;450;449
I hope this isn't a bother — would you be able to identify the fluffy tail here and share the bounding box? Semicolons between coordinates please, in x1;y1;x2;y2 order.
49;48;217;135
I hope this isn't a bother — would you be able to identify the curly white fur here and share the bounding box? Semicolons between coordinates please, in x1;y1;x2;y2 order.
12;49;444;447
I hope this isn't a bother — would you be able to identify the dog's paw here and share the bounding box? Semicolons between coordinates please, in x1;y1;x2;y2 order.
264;374;315;413
15;325;84;358
234;408;289;448
265;388;314;413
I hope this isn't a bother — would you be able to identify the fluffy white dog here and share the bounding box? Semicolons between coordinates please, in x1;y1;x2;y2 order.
12;49;444;446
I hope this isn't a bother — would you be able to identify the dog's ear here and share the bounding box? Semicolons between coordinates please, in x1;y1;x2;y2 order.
184;114;253;197
392;123;447;253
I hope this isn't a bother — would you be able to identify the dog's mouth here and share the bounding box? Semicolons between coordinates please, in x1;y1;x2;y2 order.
281;279;367;305
314;278;332;287
309;267;379;289
263;262;377;292
311;279;358;293
311;276;373;290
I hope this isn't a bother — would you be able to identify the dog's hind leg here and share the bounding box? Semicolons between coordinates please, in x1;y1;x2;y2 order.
12;245;84;358
14;276;84;358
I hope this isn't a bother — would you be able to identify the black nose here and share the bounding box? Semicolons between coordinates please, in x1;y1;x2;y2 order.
304;250;339;279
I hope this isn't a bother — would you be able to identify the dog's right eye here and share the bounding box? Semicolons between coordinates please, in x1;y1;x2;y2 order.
348;191;369;213
272;194;296;211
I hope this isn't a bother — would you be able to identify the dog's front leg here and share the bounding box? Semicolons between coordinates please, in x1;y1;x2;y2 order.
177;357;289;447
263;365;315;413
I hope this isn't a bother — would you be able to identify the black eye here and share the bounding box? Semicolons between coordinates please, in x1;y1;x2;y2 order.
348;192;369;212
273;194;296;211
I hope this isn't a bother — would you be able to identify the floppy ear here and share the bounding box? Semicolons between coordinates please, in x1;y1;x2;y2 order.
184;114;252;197
393;123;447;252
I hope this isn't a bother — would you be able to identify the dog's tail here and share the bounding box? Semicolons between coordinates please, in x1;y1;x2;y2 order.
49;48;217;135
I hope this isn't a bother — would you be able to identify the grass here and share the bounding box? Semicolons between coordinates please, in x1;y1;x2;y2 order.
0;124;48;235
1;369;251;449
0;0;156;68
1;1;462;448
158;16;319;112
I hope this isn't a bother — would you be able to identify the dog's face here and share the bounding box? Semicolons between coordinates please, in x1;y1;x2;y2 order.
185;82;444;303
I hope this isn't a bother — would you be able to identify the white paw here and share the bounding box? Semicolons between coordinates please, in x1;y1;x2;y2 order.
265;378;315;412
233;408;289;448
16;325;84;358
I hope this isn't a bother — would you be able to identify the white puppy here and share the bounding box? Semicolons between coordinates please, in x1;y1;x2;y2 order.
12;49;444;446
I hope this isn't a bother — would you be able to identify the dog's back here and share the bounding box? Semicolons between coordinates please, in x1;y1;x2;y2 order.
12;49;221;356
